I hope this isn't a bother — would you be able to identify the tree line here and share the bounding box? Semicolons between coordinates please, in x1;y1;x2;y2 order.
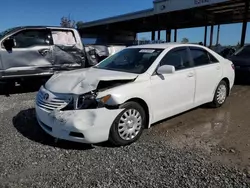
60;16;84;29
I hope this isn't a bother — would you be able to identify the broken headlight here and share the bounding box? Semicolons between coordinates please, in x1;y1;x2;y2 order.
75;91;112;110
76;92;98;109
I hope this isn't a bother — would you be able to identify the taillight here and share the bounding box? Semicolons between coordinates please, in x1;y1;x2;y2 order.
231;63;235;70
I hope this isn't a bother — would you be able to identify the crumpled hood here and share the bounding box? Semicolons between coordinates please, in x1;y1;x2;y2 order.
45;67;138;94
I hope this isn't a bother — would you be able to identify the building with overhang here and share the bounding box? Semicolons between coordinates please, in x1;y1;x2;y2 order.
79;0;249;46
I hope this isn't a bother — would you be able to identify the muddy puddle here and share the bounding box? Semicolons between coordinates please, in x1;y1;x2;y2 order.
149;85;250;169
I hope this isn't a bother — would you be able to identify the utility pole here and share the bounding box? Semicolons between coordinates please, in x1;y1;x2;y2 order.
216;24;220;45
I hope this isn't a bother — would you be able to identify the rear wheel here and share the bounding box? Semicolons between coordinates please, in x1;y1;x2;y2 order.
109;101;146;146
211;80;228;108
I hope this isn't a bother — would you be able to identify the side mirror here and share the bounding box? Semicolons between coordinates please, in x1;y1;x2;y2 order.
156;65;175;74
3;38;14;51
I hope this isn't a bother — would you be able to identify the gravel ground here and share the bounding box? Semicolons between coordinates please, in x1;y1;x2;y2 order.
0;85;250;188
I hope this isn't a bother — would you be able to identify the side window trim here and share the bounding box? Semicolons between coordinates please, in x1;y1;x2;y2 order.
187;47;195;67
46;29;54;45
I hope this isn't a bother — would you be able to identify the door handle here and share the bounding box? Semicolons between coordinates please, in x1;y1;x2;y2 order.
187;72;194;77
216;66;221;70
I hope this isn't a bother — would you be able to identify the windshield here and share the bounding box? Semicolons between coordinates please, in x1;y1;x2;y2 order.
95;48;164;74
0;27;20;40
233;45;250;57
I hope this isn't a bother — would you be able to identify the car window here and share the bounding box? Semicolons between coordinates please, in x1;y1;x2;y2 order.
160;49;190;70
11;29;51;48
190;49;211;66
207;52;219;63
51;30;76;46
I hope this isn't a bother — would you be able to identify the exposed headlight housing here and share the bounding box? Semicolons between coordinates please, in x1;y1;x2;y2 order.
76;92;97;109
75;92;111;110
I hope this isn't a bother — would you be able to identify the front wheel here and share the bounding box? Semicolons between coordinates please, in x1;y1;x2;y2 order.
109;101;146;146
211;80;228;108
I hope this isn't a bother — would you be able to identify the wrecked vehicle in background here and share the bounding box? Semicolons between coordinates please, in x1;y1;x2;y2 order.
85;44;126;62
211;45;236;59
0;26;101;86
228;44;250;74
35;43;234;146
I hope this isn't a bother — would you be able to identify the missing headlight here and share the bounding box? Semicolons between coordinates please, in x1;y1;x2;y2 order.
61;99;74;111
76;92;98;109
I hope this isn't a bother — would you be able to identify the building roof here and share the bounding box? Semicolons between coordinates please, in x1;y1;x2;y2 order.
79;0;249;35
81;8;154;28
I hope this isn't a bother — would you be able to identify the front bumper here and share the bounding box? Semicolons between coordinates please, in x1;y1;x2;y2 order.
35;105;123;144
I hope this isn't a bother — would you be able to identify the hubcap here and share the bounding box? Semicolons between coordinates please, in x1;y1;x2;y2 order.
118;109;142;141
217;84;227;104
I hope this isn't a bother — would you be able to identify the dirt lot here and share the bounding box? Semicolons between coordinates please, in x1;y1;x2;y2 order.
0;84;250;187
153;85;250;168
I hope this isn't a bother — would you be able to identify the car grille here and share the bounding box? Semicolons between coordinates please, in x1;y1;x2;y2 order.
36;90;72;111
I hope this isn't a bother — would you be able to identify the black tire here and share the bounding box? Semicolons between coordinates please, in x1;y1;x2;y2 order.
0;81;14;96
211;80;228;108
109;101;146;146
0;83;4;95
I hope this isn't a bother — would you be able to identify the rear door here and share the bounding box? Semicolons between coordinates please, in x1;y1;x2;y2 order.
0;28;54;78
189;47;223;105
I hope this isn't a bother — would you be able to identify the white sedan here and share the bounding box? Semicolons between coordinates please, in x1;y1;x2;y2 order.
35;43;235;146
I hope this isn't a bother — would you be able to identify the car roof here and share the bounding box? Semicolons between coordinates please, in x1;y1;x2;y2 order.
128;43;206;49
0;26;76;40
12;26;71;29
3;26;76;34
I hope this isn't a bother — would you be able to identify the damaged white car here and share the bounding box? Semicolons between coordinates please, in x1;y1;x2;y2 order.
35;43;235;146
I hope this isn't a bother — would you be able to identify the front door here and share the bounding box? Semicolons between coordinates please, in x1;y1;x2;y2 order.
0;29;53;78
149;47;196;123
